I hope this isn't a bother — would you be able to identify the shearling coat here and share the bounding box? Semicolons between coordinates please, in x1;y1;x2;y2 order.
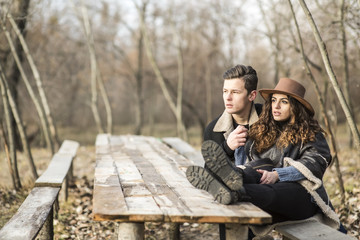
203;103;262;162
245;133;340;228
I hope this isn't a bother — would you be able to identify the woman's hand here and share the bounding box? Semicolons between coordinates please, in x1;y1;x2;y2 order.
257;169;279;184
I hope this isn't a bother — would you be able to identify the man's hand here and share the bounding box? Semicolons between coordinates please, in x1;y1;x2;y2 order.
226;125;248;150
258;169;279;184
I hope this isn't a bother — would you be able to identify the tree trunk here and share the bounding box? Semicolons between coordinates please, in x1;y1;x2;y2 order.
0;74;21;190
78;0;104;133
288;0;346;205
339;0;355;148
139;3;188;140
0;0;31;151
7;13;61;151
298;0;360;149
173;24;188;141
205;61;213;124
79;0;112;134
0;62;38;180
1;23;54;154
258;0;281;85
134;14;145;136
97;70;113;134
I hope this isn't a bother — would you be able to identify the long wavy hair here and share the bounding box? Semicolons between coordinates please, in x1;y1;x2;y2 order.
249;95;324;153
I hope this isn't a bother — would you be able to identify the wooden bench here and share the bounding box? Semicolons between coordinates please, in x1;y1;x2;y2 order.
0;187;60;240
35;140;80;200
0;140;79;240
275;220;356;240
163;137;355;240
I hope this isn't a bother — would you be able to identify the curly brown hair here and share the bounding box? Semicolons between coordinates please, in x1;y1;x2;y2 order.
249;95;324;153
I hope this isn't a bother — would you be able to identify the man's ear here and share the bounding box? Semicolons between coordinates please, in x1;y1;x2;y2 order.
248;90;257;101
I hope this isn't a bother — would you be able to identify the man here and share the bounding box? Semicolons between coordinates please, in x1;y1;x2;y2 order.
201;64;262;240
204;64;262;165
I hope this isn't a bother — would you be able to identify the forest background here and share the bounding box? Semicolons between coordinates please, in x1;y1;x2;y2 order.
0;0;359;238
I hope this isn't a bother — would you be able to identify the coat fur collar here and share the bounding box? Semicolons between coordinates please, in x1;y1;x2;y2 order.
213;103;259;139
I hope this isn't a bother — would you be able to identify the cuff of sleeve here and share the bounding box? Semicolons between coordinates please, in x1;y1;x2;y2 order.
223;141;235;157
273;167;288;182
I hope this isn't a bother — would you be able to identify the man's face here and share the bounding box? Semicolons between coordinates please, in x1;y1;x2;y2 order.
223;78;254;115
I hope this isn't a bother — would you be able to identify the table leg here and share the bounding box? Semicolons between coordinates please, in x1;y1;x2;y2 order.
225;224;248;240
118;222;144;240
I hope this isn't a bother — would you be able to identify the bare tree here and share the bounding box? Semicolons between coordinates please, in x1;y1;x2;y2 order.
72;0;113;134
288;0;346;205
0;66;21;190
298;0;360;149
0;62;38;180
139;1;188;140
339;0;356;148
1;22;54;154
0;0;31;150
170;8;188;141
7;13;60;150
78;0;104;133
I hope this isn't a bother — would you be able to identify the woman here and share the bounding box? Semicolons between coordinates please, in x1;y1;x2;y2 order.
187;78;341;230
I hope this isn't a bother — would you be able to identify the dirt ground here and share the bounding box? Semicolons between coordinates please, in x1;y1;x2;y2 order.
1;144;359;239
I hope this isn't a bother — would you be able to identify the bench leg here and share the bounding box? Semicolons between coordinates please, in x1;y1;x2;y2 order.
118;223;144;240
225;224;248;240
169;223;180;240
37;207;54;240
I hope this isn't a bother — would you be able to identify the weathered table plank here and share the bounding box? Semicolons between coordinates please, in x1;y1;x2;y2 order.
162;137;204;166
93;134;271;225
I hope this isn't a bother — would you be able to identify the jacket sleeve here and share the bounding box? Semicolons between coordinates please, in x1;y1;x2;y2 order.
203;118;235;162
274;166;305;182
289;132;331;180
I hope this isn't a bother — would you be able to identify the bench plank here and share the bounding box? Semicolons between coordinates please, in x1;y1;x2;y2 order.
58;140;80;157
35;140;79;187
0;187;60;240
276;220;356;240
162;137;204;166
35;153;74;187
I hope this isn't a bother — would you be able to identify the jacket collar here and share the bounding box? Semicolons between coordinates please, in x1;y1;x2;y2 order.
213;103;259;139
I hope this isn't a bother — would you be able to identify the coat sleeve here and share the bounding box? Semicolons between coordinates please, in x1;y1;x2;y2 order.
285;132;331;183
203;118;235;161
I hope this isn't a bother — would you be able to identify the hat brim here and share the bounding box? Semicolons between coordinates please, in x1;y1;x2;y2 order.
259;89;315;116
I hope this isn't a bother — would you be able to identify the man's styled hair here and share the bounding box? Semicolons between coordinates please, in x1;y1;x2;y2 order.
222;65;258;94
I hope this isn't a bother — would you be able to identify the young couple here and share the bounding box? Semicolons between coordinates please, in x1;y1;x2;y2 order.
186;65;345;236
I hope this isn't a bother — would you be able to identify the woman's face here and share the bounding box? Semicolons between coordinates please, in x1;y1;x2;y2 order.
271;94;293;122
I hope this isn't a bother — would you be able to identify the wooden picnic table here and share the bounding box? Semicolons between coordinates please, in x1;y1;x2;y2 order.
93;134;272;240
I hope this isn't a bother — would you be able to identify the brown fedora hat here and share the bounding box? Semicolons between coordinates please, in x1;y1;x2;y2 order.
259;78;315;115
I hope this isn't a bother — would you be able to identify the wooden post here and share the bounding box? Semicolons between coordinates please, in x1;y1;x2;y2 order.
65;161;74;201
118;223;144;240
225;224;248;240
169;223;180;240
37;207;54;240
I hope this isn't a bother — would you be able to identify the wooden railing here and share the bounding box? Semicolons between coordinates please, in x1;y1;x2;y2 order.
0;140;79;240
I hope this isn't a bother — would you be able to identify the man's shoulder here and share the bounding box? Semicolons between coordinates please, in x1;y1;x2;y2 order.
205;115;222;130
204;114;224;141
